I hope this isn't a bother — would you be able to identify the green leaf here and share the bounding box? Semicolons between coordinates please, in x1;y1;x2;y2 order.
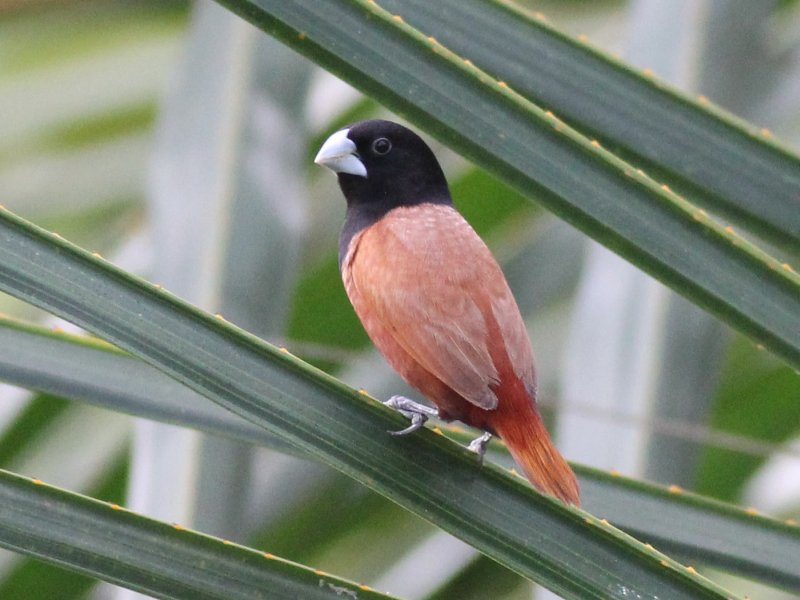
451;432;800;593
378;0;800;248
0;455;129;600
576;465;800;591
0;469;396;600
0;316;296;456
213;0;800;369
1;316;798;591
0;206;737;598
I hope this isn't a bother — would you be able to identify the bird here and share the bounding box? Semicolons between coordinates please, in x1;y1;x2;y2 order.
314;119;579;505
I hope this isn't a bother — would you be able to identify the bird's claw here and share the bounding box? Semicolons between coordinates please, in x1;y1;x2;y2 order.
383;397;493;464
468;431;493;464
384;395;438;436
388;412;428;436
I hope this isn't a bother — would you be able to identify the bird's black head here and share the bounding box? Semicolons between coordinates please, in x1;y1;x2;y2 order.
314;119;452;212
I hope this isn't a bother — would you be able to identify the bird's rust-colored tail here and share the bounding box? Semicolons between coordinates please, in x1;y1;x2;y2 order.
491;406;580;505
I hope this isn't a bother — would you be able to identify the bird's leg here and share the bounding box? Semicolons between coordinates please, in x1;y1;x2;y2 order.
467;431;493;464
384;395;439;436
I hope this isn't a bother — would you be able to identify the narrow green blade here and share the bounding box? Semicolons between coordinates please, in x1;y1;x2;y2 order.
577;466;800;591
214;0;800;368
0;469;396;600
2;317;796;590
0;316;296;456
379;0;800;247
0;208;739;599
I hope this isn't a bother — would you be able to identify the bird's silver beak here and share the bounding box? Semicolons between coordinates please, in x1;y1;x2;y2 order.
314;129;367;177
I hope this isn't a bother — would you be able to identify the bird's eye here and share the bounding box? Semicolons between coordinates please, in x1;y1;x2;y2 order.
371;137;392;155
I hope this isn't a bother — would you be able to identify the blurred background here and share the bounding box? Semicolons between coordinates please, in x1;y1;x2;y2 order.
0;0;798;598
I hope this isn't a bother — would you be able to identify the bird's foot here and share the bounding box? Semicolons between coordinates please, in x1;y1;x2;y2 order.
384;395;439;436
467;431;493;464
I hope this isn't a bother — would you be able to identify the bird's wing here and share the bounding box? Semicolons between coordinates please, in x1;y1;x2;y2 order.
345;204;535;411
